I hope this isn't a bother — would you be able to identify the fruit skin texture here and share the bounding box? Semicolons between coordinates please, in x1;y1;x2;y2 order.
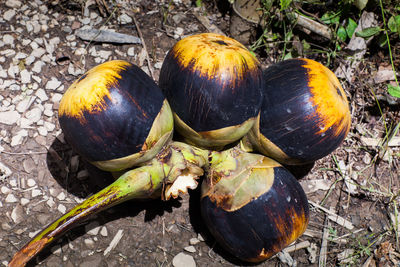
200;150;309;262
247;58;351;165
58;60;173;171
159;33;263;148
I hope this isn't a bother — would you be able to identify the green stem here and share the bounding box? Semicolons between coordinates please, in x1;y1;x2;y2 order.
9;142;209;267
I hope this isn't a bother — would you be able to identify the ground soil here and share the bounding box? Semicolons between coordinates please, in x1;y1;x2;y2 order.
1;1;399;267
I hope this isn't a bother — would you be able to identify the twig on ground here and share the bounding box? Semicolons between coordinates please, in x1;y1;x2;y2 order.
131;12;155;80
309;200;355;230
283;241;311;253
319;211;331;267
104;229;124;256
292;13;332;39
193;8;225;36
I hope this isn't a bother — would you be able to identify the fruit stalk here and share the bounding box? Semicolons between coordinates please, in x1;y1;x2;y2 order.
9;142;208;267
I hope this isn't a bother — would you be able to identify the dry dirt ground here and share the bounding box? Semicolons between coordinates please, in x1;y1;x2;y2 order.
0;0;399;266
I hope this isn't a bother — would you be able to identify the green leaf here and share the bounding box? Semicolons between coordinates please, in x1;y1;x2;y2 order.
280;0;292;10
321;11;340;25
388;15;400;33
354;0;368;10
283;52;293;60
346;18;358;38
337;26;347;42
302;39;311;51
388;84;400;98
355;26;382;38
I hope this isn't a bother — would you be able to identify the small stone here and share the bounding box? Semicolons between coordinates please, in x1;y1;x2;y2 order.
57;192;66;201
5;193;17;203
3;9;16;21
58;203;66;213
1;186;11;194
44;121;55;132
20;69;31;84
3;34;14;45
51;245;62;255
11;129;28;147
100;226;108;237
31;47;46;58
6;0;22;8
184;246;196;253
37;126;48;136
15;52;28;59
27;178;36;187
20;198;29;206
118;13;133;24
197;233;205;242
16;96;35;113
98;50;112;59
172;252;196;267
51;93;63;103
32;61;45;73
25;55;35;65
23;158;36;174
46;197;55;208
35;88;48;101
127;47;135;56
11;204;24;224
84;238;95;248
31;188;42;197
9;179;17;187
189;238;200;245
46;77;62;90
0;110;21;125
25;107;42;123
174;27;184;39
86;221;101;235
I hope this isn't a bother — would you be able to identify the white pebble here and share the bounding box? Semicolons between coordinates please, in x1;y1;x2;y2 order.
1;186;11;194
0;110;20;125
5;193;17;203
37;126;48;136
46;197;55;208
51;93;63;103
3;9;16;21
118;13;133;24
32;61;45;73
100;226;108;237
6;0;22;8
31;47;46;58
57;192;66;201
35;88;48;101
27;178;36;187
31;188;42;197
172;253;196;267
58;203;66;213
20;69;31;84
3;34;14;45
45;77;61;90
184;246;196;253
11;204;24;224
11;129;28;147
127;47;135;56
20;198;29;206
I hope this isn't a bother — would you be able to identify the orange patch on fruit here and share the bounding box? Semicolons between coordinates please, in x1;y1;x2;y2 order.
171;33;259;86
303;59;351;137
59;60;131;122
